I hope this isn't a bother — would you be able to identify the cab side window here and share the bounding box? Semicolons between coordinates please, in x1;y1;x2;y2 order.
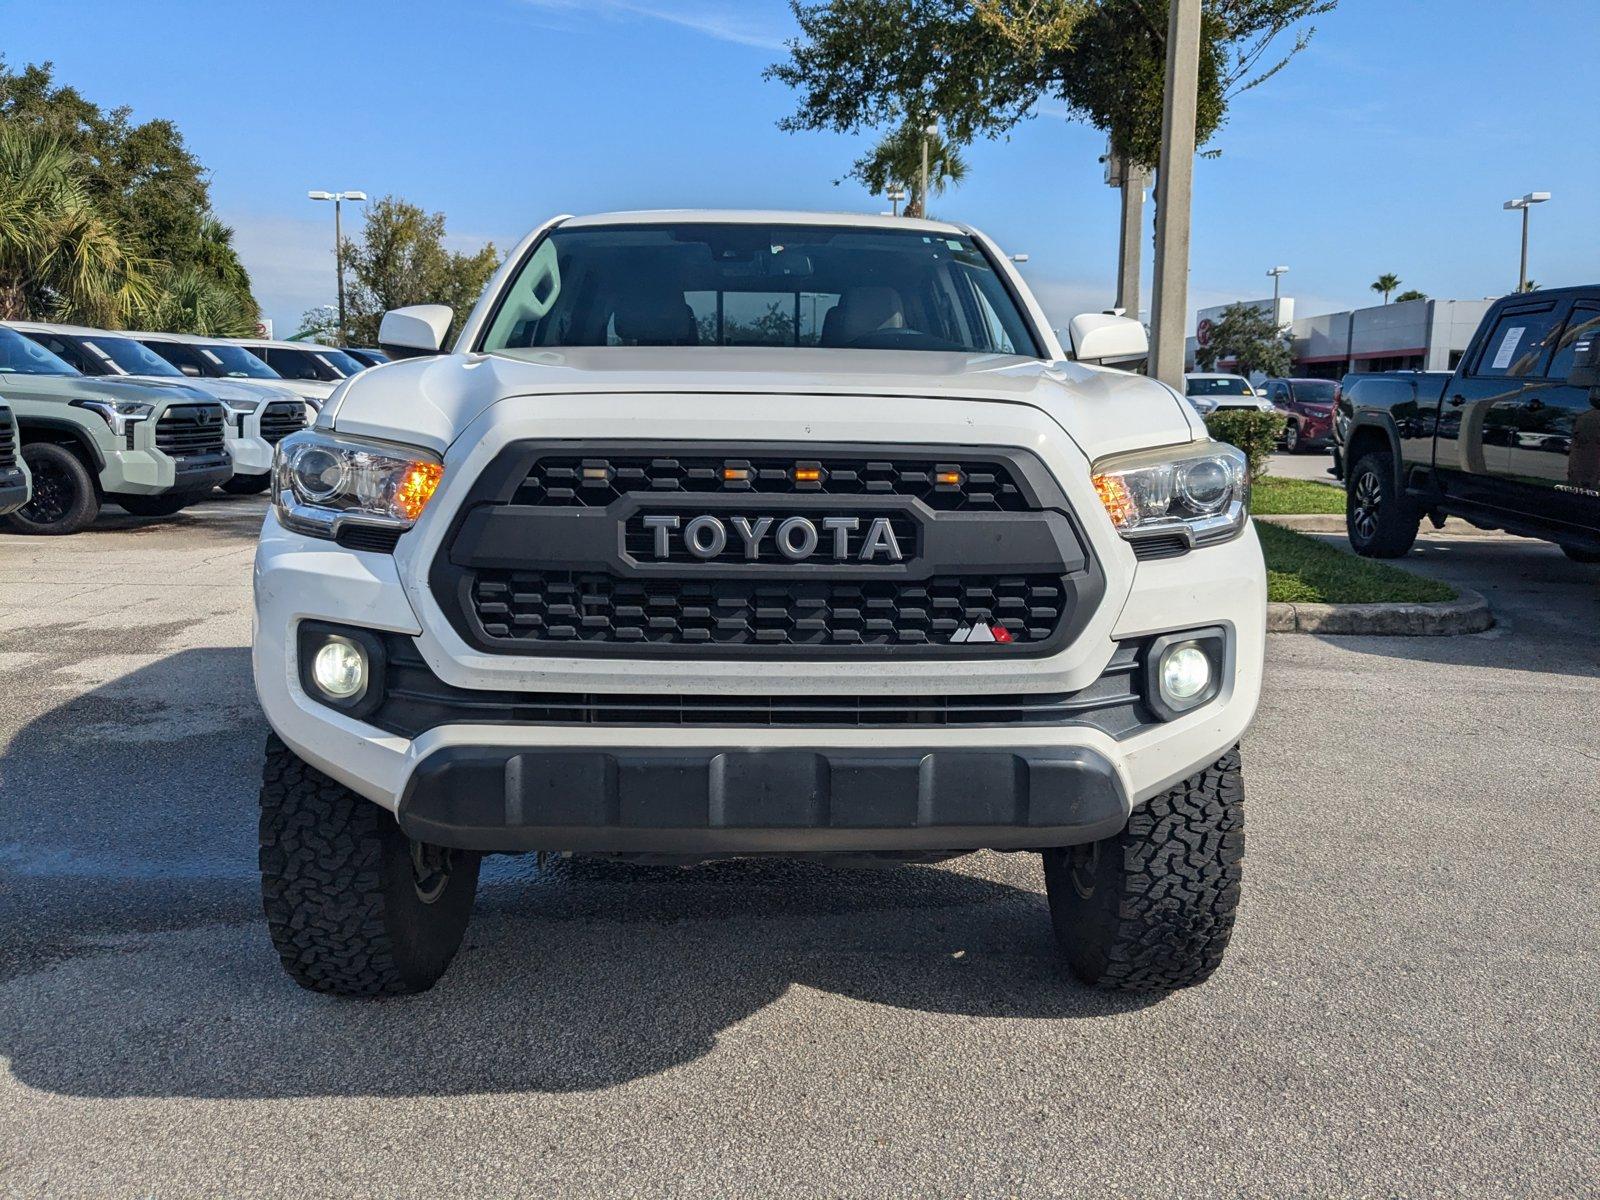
1472;306;1562;378
1547;303;1600;381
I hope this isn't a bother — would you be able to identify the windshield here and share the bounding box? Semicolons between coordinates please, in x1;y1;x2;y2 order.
313;347;367;376
83;336;185;377
1186;376;1253;397
1291;381;1338;403
480;222;1041;356
197;342;283;378
0;326;79;375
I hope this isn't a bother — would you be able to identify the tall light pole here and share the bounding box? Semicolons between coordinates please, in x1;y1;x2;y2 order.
1148;0;1202;388
918;123;938;218
308;189;367;343
1267;265;1289;323
1502;192;1550;293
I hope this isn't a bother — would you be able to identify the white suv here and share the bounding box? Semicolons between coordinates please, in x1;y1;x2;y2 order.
254;211;1264;997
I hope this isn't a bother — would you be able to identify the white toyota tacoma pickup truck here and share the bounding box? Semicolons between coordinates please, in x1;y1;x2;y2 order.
254;210;1264;998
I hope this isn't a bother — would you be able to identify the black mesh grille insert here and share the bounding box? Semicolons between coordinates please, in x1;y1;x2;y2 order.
0;407;14;471
259;401;305;444
470;571;1065;647
517;454;1030;511
154;404;227;457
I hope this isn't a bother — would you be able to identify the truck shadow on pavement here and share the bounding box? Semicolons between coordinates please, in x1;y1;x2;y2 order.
1;647;1154;1102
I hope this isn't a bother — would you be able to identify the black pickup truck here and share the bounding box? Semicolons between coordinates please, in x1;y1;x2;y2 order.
1337;285;1600;561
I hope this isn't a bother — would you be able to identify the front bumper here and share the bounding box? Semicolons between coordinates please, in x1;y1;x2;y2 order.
226;433;274;476
0;465;29;516
99;447;232;495
400;744;1128;853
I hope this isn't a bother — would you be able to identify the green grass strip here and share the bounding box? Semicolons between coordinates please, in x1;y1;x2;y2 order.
1257;522;1457;605
1250;475;1346;515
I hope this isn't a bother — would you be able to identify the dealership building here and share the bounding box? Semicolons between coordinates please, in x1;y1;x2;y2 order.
1188;295;1495;380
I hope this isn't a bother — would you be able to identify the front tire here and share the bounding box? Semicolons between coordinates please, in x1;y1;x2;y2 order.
0;442;100;535
258;734;481;996
1346;450;1420;558
221;473;272;495
1043;749;1244;992
1282;421;1301;453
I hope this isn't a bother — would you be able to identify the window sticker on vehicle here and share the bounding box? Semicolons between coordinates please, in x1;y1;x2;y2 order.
1492;327;1525;370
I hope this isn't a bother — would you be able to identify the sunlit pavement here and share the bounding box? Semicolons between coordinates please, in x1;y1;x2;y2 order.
1;495;1595;1198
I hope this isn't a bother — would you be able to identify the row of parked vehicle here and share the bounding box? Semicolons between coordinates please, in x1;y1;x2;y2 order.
1183;371;1338;454
0;323;388;535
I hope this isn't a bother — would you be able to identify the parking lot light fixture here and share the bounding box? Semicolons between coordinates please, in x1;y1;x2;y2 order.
308;190;369;344
1503;192;1550;293
1267;265;1289;323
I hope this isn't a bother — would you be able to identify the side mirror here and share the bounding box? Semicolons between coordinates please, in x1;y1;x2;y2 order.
379;304;454;359
1067;313;1148;365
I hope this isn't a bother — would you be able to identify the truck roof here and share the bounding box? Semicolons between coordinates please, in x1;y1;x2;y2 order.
559;209;971;237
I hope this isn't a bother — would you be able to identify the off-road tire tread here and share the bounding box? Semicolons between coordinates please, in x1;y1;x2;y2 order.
259;734;429;997
1048;749;1245;991
2;442;99;535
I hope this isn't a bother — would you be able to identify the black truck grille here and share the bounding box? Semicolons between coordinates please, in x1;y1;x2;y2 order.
369;635;1151;736
259;401;306;444
518;454;1030;511
471;571;1065;647
0;407;15;470
154;403;227;457
434;443;1102;659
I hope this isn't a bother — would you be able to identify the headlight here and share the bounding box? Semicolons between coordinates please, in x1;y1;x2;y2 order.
1091;442;1248;549
70;397;154;438
272;429;443;539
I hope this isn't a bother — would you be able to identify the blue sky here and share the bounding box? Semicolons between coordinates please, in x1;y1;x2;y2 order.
6;0;1597;337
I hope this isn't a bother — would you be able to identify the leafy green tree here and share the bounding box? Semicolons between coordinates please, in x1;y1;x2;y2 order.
851;123;968;216
340;196;500;347
0;56;257;325
768;1;1335;171
0;125;153;324
295;304;341;342
1370;273;1400;304
1195;301;1290;377
1391;288;1426;304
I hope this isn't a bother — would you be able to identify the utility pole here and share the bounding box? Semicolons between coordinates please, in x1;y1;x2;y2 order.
1503;192;1550;293
918;123;938;218
308;190;368;343
1147;0;1202;388
1267;265;1289;325
1109;153;1149;316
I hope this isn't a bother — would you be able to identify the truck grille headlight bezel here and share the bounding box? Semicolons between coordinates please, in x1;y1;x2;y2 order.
272;429;443;540
1091;441;1249;551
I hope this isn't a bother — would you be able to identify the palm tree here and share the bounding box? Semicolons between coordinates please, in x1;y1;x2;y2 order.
138;266;259;336
0;126;154;324
1370;273;1401;305
852;123;969;218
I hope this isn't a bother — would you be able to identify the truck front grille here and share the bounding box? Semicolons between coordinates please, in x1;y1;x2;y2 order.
433;442;1103;659
259;401;306;444
154;404;227;457
470;571;1066;647
0;408;15;471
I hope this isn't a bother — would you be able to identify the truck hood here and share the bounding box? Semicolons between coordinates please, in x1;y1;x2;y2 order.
327;348;1202;462
119;375;303;406
0;373;217;407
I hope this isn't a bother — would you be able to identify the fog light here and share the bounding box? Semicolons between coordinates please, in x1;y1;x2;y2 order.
1159;644;1211;704
312;638;367;700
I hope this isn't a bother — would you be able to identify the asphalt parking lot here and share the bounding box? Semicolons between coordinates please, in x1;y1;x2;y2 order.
2;496;1597;1198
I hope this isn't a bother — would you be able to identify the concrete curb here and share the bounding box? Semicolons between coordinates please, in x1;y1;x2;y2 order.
1266;585;1492;636
1255;513;1486;536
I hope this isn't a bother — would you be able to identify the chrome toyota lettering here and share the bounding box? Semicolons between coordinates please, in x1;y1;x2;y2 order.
639;514;905;562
